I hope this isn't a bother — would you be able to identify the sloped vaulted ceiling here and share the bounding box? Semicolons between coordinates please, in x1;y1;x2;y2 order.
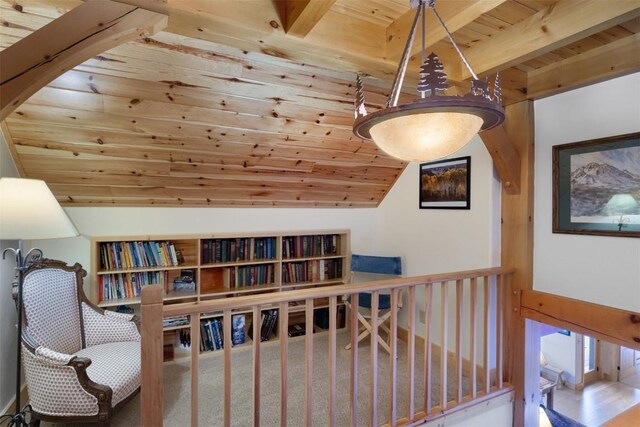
1;0;639;207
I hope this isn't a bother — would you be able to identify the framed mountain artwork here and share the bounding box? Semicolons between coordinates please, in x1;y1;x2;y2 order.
553;132;640;237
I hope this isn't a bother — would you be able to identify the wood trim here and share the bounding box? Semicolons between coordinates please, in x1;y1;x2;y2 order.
223;309;232;427
283;0;336;38
385;0;507;66
162;267;515;317
0;0;167;121
528;33;640;99
521;290;640;351
455;279;463;403
140;285;164;427
440;282;448;410
279;302;289;427
470;277;477;399
304;299;314;426
328;296;337;426
460;0;640;79
479;125;521;195
370;290;379;427
389;289;399;426
500;100;535;426
423;283;433;414
349;293;359;427
397;327;497;393
252;305;261;426
190;313;199;427
406;286;416;420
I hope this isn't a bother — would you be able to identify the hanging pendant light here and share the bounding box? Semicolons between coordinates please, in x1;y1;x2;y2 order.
353;0;504;162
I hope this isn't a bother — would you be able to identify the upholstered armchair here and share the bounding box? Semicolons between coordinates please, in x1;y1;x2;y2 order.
20;259;140;426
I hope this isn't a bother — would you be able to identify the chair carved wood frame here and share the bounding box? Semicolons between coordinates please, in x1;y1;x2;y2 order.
19;259;141;426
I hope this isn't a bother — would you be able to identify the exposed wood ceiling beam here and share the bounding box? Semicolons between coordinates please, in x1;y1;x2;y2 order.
282;0;337;38
480;125;520;195
527;33;640;99
109;0;398;82
460;0;640;80
385;0;507;65
0;0;167;121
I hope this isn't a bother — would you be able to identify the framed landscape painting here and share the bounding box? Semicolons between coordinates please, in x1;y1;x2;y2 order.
553;132;640;237
419;156;470;209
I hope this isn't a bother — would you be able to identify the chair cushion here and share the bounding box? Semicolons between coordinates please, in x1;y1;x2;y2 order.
358;293;391;310
75;341;140;406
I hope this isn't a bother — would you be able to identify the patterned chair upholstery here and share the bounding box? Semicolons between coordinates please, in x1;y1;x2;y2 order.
20;259;140;426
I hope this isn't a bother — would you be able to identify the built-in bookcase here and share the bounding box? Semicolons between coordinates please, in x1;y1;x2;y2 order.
90;230;349;359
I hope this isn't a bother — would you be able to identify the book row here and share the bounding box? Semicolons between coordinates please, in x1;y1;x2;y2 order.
282;234;341;259
202;237;277;264
232;264;275;288
281;259;343;284
100;241;181;271
248;309;278;342
199;314;246;352
98;271;169;301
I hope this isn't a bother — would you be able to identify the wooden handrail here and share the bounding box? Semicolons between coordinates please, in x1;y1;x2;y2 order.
163;267;515;317
141;266;515;426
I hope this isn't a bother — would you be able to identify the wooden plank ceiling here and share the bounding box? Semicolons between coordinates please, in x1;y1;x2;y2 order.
1;0;639;207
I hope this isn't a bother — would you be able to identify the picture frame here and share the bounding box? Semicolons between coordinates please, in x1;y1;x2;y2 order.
419;156;471;209
553;132;640;238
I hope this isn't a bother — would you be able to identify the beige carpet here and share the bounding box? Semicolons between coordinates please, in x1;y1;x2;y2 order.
43;331;473;426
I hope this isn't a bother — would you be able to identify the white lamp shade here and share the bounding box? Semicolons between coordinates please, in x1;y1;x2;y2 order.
0;178;78;240
601;194;640;215
369;112;483;162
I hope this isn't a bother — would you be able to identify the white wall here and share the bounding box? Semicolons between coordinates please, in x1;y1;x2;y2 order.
534;72;640;312
34;208;381;283
0;131;19;412
377;136;501;275
377;137;501;364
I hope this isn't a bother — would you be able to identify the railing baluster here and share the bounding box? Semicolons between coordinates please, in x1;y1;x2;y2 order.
389;288;399;427
407;285;416;420
253;305;261;427
484;276;491;394
223;309;232;427
190;314;200;427
279;302;289;427
350;293;359;427
423;282;433;414
139;267;515;427
470;277;478;399
305;299;314;426
440;281;449;409
455;279;463;403
140;285;164;427
370;290;379;427
329;296;337;427
496;275;504;388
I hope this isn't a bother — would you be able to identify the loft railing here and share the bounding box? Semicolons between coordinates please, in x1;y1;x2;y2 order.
140;266;515;426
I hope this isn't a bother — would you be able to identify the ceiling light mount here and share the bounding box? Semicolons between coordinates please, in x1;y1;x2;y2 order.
353;0;505;162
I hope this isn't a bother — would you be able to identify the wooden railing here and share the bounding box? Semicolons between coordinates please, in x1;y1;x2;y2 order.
140;267;515;426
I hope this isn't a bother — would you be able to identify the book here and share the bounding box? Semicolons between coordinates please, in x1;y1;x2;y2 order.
287;323;305;337
231;314;245;345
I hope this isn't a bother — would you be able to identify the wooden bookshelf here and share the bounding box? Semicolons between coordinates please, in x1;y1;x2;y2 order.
90;230;350;358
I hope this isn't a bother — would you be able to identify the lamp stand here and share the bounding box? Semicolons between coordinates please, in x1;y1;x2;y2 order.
0;240;42;427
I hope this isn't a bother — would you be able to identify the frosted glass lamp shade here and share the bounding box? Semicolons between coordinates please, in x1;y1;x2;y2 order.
368;112;483;162
0;178;78;240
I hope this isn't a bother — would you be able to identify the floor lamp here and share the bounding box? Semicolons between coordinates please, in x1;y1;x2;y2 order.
0;178;78;426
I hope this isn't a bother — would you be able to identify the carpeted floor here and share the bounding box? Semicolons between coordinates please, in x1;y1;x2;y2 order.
43;331;475;426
